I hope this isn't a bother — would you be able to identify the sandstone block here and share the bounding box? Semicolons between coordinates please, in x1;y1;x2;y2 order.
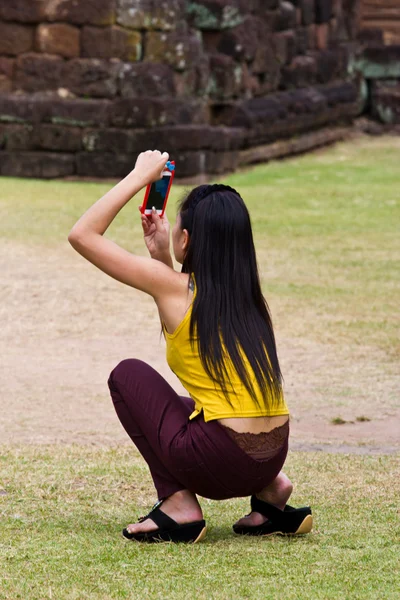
45;98;111;127
186;0;248;30
0;58;15;79
353;46;400;79
300;0;315;26
116;0;184;30
82;128;147;153
0;152;75;178
274;31;297;66
145;29;202;72
36;24;80;59
110;98;207;127
316;22;329;49
216;17;259;62
44;0;116;26
15;53;64;93
277;1;297;31
0;23;34;56
371;80;400;124
0;124;34;150
82;26;141;61
281;55;317;89
315;0;332;24
34;124;83;151
174;56;210;97
206;150;239;174
0;76;12;93
119;62;176;98
64;59;121;98
0;0;46;23
209;54;243;100
76;152;134;177
171;151;207;177
315;49;344;83
296;27;310;54
0;94;45;124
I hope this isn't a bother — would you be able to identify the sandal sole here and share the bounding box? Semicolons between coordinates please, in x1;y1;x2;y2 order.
233;514;313;537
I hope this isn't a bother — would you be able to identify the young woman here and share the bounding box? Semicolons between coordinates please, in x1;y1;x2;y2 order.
68;150;312;544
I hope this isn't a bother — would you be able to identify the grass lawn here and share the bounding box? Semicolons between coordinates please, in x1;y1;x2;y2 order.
0;136;399;599
1;447;399;600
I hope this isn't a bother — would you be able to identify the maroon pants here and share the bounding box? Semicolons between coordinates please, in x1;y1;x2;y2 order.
108;359;289;501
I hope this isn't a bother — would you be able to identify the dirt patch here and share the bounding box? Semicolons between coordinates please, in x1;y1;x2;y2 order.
1;240;399;453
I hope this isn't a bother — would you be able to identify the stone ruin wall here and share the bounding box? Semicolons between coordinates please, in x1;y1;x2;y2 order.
0;0;366;179
357;1;400;127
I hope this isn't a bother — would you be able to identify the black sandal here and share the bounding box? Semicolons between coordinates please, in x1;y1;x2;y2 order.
233;495;313;536
122;500;207;544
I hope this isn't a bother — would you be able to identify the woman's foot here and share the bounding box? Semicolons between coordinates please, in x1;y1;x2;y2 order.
125;490;203;535
234;472;293;528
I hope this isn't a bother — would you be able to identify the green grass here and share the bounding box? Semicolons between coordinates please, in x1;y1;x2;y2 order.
1;446;399;600
0;137;398;355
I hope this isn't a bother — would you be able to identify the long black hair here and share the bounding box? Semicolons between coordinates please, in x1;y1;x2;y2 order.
179;184;283;406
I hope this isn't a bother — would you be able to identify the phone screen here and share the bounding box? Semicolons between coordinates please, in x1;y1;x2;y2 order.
144;173;172;213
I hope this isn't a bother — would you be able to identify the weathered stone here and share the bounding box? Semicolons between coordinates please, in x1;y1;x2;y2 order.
0;152;75;178
0;23;34;56
296;27;310;54
0;76;12;93
174;56;210;97
170;151;207;176
0;124;34;150
76;152;134;178
371;80;400;124
322;81;358;106
216;17;259;62
315;50;340;83
186;0;248;30
119;62;176;98
281;55;317;89
116;0;185;31
352;46;400;79
36;24;80;59
277;1;297;31
0;0;47;23
0;94;45;124
315;0;332;24
357;28;384;46
145;29;203;72
15;54;64;93
209;54;243;100
111;98;208;127
64;59;121;98
33;124;82;151
316;23;329;49
45;98;111;127
300;0;315;26
44;0;116;26
252;41;280;93
82;26;141;61
82;128;146;153
206;150;239;174
0;58;15;80
274;31;297;66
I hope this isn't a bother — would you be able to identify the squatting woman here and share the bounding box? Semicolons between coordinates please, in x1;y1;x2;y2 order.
68;150;312;543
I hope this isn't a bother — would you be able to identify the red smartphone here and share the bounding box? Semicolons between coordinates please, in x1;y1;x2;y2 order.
140;160;175;218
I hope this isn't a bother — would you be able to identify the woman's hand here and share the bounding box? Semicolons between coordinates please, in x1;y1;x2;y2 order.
132;150;169;187
140;207;171;260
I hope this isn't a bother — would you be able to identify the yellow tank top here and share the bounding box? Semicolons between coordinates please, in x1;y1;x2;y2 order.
164;294;289;423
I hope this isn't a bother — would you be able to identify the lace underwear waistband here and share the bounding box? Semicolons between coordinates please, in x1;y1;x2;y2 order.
221;420;289;460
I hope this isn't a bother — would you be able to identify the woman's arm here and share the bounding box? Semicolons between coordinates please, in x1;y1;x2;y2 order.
68;151;182;299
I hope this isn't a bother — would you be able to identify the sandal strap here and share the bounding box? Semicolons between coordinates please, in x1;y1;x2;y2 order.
250;495;284;521
140;500;178;530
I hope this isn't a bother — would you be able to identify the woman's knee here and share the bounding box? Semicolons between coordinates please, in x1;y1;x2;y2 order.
108;358;145;390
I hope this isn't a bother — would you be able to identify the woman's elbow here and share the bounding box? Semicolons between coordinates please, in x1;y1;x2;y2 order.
68;227;83;248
